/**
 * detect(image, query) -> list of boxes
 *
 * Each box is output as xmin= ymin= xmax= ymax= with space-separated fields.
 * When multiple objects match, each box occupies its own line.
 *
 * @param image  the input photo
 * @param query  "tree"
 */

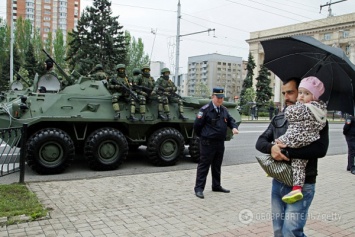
xmin=240 ymin=52 xmax=256 ymax=114
xmin=1 ymin=44 xmax=21 ymax=91
xmin=32 ymin=28 xmax=46 ymax=76
xmin=15 ymin=17 xmax=32 ymax=64
xmin=125 ymin=31 xmax=149 ymax=77
xmin=0 ymin=18 xmax=10 ymax=79
xmin=255 ymin=65 xmax=273 ymax=108
xmin=53 ymin=29 xmax=67 ymax=75
xmin=24 ymin=43 xmax=38 ymax=81
xmin=66 ymin=0 xmax=127 ymax=76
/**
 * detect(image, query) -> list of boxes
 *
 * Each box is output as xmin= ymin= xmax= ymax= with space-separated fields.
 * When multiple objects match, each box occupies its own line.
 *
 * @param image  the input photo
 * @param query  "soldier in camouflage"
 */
xmin=132 ymin=65 xmax=155 ymax=122
xmin=151 ymin=68 xmax=187 ymax=121
xmin=107 ymin=64 xmax=138 ymax=121
xmin=91 ymin=64 xmax=108 ymax=81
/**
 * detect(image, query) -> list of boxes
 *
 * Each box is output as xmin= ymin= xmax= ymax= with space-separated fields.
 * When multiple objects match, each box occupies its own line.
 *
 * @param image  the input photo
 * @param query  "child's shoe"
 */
xmin=282 ymin=189 xmax=303 ymax=204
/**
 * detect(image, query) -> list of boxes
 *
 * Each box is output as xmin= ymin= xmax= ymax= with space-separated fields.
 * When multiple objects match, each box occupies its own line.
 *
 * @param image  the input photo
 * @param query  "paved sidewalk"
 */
xmin=0 ymin=155 xmax=354 ymax=237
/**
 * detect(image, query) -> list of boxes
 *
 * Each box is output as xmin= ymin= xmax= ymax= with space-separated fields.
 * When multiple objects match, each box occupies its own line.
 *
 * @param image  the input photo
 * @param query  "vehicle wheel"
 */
xmin=147 ymin=127 xmax=185 ymax=166
xmin=26 ymin=128 xmax=75 ymax=175
xmin=189 ymin=136 xmax=200 ymax=163
xmin=84 ymin=128 xmax=128 ymax=171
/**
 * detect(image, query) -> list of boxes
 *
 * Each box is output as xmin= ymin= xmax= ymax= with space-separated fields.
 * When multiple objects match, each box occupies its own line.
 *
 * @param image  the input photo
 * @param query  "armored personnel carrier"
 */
xmin=0 ymin=74 xmax=241 ymax=175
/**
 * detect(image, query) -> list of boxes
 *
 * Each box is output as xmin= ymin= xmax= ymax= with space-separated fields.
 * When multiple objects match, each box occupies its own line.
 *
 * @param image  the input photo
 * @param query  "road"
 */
xmin=0 ymin=122 xmax=347 ymax=184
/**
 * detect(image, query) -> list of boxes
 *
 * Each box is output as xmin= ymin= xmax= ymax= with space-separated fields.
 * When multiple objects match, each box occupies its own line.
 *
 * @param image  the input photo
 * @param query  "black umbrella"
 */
xmin=261 ymin=35 xmax=355 ymax=115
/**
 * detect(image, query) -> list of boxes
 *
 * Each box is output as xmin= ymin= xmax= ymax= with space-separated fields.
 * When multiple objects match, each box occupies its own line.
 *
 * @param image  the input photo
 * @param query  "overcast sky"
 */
xmin=1 ymin=0 xmax=355 ymax=74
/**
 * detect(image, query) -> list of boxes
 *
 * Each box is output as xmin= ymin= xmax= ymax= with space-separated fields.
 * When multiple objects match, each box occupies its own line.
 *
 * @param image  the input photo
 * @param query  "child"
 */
xmin=275 ymin=76 xmax=327 ymax=204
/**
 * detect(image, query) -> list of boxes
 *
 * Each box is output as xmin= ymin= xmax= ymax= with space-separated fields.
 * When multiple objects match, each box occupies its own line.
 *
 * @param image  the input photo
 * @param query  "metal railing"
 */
xmin=0 ymin=124 xmax=27 ymax=183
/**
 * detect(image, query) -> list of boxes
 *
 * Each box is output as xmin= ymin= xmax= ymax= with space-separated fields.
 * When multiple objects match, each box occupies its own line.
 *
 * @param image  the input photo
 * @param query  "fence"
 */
xmin=0 ymin=124 xmax=27 ymax=183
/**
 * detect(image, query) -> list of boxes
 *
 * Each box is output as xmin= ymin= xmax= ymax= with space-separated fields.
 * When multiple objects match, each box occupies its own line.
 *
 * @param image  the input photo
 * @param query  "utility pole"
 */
xmin=320 ymin=0 xmax=347 ymax=17
xmin=174 ymin=0 xmax=181 ymax=85
xmin=174 ymin=0 xmax=215 ymax=85
xmin=10 ymin=0 xmax=14 ymax=83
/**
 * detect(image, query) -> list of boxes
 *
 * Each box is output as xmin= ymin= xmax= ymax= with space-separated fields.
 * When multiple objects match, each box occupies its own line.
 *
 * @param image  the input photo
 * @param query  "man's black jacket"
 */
xmin=255 ymin=113 xmax=329 ymax=184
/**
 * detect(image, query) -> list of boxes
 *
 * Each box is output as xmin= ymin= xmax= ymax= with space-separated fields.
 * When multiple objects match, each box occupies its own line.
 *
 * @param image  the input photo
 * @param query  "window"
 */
xmin=324 ymin=33 xmax=332 ymax=40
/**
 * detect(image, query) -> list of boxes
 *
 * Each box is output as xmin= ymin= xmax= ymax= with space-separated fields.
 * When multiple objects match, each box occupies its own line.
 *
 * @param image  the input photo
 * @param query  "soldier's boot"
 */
xmin=158 ymin=112 xmax=167 ymax=121
xmin=129 ymin=114 xmax=139 ymax=122
xmin=114 ymin=112 xmax=120 ymax=120
xmin=166 ymin=113 xmax=171 ymax=121
xmin=164 ymin=104 xmax=170 ymax=120
xmin=140 ymin=114 xmax=145 ymax=122
xmin=179 ymin=113 xmax=188 ymax=121
xmin=113 ymin=103 xmax=120 ymax=120
xmin=139 ymin=105 xmax=146 ymax=122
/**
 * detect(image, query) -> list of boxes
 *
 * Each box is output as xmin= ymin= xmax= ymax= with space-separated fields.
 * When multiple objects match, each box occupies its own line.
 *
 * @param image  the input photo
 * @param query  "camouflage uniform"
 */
xmin=151 ymin=68 xmax=187 ymax=121
xmin=132 ymin=66 xmax=155 ymax=122
xmin=107 ymin=64 xmax=138 ymax=121
xmin=91 ymin=64 xmax=108 ymax=81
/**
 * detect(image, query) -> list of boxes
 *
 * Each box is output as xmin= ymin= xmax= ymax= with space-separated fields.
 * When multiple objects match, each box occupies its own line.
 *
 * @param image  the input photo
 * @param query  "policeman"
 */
xmin=91 ymin=64 xmax=108 ymax=81
xmin=343 ymin=115 xmax=355 ymax=174
xmin=107 ymin=64 xmax=138 ymax=121
xmin=132 ymin=65 xmax=155 ymax=122
xmin=193 ymin=87 xmax=239 ymax=199
xmin=151 ymin=68 xmax=187 ymax=120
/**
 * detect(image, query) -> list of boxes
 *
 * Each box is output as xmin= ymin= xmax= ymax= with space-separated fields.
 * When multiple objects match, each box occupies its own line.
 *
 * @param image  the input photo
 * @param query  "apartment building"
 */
xmin=6 ymin=0 xmax=80 ymax=41
xmin=186 ymin=53 xmax=243 ymax=101
xmin=246 ymin=12 xmax=355 ymax=105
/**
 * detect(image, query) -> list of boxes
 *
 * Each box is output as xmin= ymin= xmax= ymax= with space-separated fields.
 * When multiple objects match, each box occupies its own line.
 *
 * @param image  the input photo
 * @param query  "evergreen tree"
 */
xmin=66 ymin=0 xmax=127 ymax=76
xmin=24 ymin=43 xmax=38 ymax=81
xmin=240 ymin=52 xmax=256 ymax=115
xmin=0 ymin=18 xmax=10 ymax=79
xmin=255 ymin=65 xmax=273 ymax=108
xmin=125 ymin=31 xmax=149 ymax=78
xmin=1 ymin=44 xmax=21 ymax=91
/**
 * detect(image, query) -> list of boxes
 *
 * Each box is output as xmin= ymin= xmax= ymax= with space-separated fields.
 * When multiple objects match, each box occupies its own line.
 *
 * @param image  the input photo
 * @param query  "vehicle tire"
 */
xmin=26 ymin=128 xmax=75 ymax=175
xmin=189 ymin=136 xmax=200 ymax=163
xmin=84 ymin=128 xmax=128 ymax=171
xmin=147 ymin=127 xmax=185 ymax=166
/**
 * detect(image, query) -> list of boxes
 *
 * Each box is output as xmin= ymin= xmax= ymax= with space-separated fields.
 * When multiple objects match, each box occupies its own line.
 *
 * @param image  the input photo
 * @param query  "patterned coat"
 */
xmin=277 ymin=100 xmax=327 ymax=148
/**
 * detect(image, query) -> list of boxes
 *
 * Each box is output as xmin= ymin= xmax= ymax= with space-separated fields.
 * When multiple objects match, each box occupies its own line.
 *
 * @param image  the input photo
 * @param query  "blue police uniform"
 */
xmin=343 ymin=116 xmax=355 ymax=173
xmin=194 ymin=88 xmax=239 ymax=195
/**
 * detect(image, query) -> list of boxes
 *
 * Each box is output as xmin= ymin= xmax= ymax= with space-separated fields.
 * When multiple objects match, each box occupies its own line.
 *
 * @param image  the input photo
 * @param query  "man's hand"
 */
xmin=232 ymin=128 xmax=239 ymax=135
xmin=151 ymin=91 xmax=156 ymax=96
xmin=271 ymin=144 xmax=289 ymax=161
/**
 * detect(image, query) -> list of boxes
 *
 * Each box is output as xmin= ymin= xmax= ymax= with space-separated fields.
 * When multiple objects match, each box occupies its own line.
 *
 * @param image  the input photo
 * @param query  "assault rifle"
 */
xmin=157 ymin=86 xmax=184 ymax=100
xmin=111 ymin=78 xmax=139 ymax=101
xmin=13 ymin=70 xmax=32 ymax=87
xmin=133 ymin=85 xmax=153 ymax=94
xmin=42 ymin=49 xmax=75 ymax=85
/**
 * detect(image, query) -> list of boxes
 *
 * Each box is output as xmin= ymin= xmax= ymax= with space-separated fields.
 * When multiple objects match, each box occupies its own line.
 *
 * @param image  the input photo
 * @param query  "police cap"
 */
xmin=212 ymin=87 xmax=225 ymax=98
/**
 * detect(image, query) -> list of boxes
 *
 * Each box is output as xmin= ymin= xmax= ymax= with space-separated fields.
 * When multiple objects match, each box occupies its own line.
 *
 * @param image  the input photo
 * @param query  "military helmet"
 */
xmin=94 ymin=64 xmax=103 ymax=71
xmin=115 ymin=64 xmax=126 ymax=71
xmin=161 ymin=68 xmax=170 ymax=74
xmin=142 ymin=65 xmax=150 ymax=70
xmin=132 ymin=68 xmax=141 ymax=75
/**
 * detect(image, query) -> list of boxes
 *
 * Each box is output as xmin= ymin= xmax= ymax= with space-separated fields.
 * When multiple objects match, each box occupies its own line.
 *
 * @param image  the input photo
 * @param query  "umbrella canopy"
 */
xmin=261 ymin=35 xmax=355 ymax=115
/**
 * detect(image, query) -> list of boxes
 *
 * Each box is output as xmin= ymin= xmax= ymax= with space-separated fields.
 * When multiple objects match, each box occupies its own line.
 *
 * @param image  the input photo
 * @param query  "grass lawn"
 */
xmin=0 ymin=184 xmax=48 ymax=226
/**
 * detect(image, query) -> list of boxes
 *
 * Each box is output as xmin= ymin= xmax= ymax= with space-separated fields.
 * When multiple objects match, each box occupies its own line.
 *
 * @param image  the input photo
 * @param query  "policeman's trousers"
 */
xmin=194 ymin=139 xmax=225 ymax=192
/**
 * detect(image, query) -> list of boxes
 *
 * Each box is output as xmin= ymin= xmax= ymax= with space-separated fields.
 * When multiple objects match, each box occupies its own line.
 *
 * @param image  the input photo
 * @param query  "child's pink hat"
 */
xmin=299 ymin=76 xmax=325 ymax=100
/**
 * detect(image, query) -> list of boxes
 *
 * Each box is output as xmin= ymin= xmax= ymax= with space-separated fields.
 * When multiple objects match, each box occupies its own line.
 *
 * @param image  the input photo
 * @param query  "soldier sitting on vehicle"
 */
xmin=151 ymin=68 xmax=187 ymax=121
xmin=36 ymin=59 xmax=61 ymax=92
xmin=132 ymin=65 xmax=155 ymax=122
xmin=107 ymin=64 xmax=139 ymax=121
xmin=91 ymin=64 xmax=108 ymax=81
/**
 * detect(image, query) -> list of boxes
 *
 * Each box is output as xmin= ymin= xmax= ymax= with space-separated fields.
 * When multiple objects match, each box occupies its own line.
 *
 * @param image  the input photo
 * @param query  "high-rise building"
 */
xmin=6 ymin=0 xmax=80 ymax=41
xmin=186 ymin=53 xmax=244 ymax=101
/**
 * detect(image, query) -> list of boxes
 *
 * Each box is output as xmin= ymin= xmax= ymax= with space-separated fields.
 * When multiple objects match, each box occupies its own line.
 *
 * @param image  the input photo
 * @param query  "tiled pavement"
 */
xmin=0 ymin=154 xmax=354 ymax=237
